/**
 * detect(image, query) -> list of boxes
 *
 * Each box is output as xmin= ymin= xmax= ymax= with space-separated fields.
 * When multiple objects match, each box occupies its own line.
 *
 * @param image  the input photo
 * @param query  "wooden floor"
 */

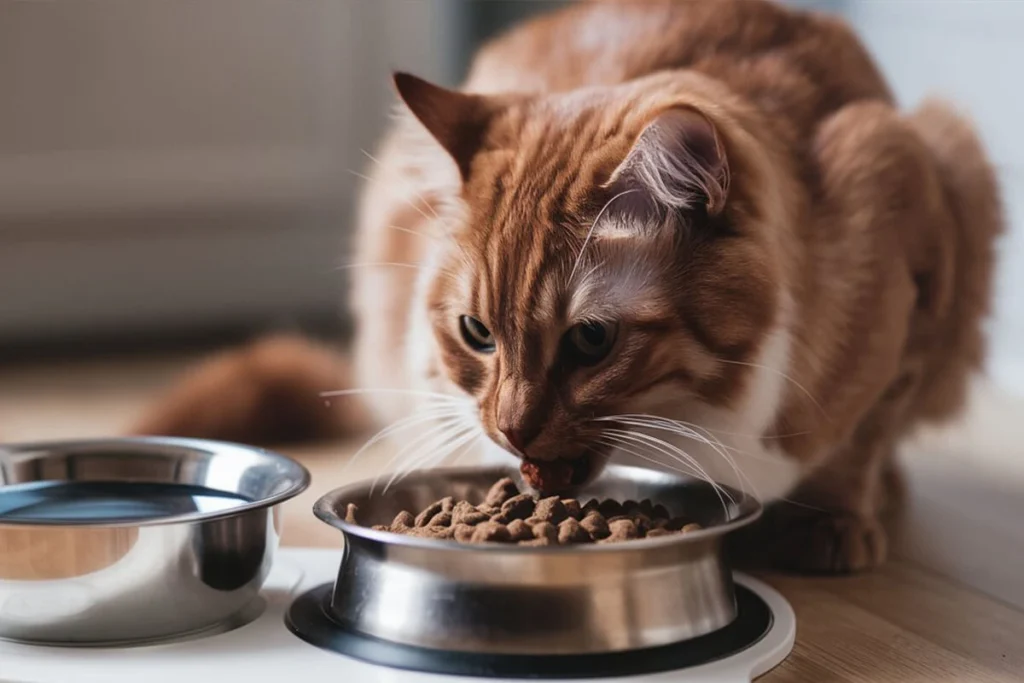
xmin=5 ymin=353 xmax=1024 ymax=682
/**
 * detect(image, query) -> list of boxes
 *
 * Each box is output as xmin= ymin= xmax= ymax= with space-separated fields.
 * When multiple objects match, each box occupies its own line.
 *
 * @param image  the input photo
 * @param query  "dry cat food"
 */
xmin=343 ymin=477 xmax=702 ymax=546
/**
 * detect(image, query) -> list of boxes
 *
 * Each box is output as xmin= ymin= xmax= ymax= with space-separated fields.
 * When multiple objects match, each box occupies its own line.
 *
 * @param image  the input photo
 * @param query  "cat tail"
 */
xmin=906 ymin=98 xmax=1004 ymax=422
xmin=129 ymin=334 xmax=370 ymax=447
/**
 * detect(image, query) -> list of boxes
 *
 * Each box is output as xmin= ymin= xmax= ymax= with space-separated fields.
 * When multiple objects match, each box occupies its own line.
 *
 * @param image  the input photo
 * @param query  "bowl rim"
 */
xmin=0 ymin=436 xmax=311 ymax=528
xmin=313 ymin=463 xmax=762 ymax=554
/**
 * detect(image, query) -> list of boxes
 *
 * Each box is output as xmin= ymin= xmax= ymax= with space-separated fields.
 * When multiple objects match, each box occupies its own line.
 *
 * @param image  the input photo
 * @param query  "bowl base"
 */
xmin=0 ymin=597 xmax=266 ymax=649
xmin=285 ymin=584 xmax=772 ymax=679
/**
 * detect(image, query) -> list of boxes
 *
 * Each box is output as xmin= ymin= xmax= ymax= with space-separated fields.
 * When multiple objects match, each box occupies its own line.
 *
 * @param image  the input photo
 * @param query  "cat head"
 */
xmin=394 ymin=71 xmax=790 ymax=486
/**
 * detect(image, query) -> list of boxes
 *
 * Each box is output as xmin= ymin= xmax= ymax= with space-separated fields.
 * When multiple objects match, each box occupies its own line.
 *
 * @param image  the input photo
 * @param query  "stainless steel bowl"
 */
xmin=313 ymin=464 xmax=761 ymax=655
xmin=0 ymin=437 xmax=309 ymax=645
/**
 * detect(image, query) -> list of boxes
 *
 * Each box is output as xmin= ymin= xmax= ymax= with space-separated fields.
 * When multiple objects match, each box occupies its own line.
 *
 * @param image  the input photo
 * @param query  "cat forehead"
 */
xmin=447 ymin=234 xmax=668 ymax=330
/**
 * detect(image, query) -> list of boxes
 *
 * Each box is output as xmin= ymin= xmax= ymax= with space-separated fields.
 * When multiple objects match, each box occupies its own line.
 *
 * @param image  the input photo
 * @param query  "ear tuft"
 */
xmin=609 ymin=107 xmax=730 ymax=220
xmin=392 ymin=72 xmax=496 ymax=180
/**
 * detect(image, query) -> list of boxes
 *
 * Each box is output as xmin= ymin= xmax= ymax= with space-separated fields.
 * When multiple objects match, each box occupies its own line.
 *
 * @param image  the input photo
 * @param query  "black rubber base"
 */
xmin=285 ymin=584 xmax=773 ymax=679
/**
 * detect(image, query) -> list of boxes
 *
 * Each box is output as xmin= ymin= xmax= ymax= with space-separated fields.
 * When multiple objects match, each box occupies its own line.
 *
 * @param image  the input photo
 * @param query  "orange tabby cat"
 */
xmin=134 ymin=0 xmax=1002 ymax=573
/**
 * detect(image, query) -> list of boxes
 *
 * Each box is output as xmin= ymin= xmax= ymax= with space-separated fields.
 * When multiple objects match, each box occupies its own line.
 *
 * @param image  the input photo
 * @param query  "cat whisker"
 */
xmin=388 ymin=424 xmax=480 ymax=493
xmin=358 ymin=150 xmax=476 ymax=265
xmin=386 ymin=224 xmax=440 ymax=241
xmin=360 ymin=149 xmax=442 ymax=222
xmin=381 ymin=421 xmax=476 ymax=495
xmin=348 ymin=167 xmax=440 ymax=229
xmin=333 ymin=261 xmax=425 ymax=273
xmin=372 ymin=417 xmax=465 ymax=496
xmin=596 ymin=435 xmax=689 ymax=476
xmin=320 ymin=387 xmax=472 ymax=404
xmin=596 ymin=432 xmax=731 ymax=518
xmin=567 ymin=188 xmax=639 ymax=284
xmin=594 ymin=436 xmax=703 ymax=480
xmin=600 ymin=427 xmax=734 ymax=513
xmin=447 ymin=431 xmax=484 ymax=468
xmin=715 ymin=357 xmax=830 ymax=422
xmin=595 ymin=413 xmax=809 ymax=440
xmin=342 ymin=405 xmax=468 ymax=478
xmin=599 ymin=415 xmax=757 ymax=498
xmin=599 ymin=415 xmax=826 ymax=512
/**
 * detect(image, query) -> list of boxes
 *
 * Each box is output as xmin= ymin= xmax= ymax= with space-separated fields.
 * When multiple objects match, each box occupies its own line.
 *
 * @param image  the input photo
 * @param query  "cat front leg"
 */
xmin=749 ymin=368 xmax=919 ymax=574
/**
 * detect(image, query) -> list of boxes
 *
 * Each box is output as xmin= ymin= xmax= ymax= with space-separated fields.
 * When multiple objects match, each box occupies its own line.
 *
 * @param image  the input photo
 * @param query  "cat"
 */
xmin=133 ymin=0 xmax=1002 ymax=573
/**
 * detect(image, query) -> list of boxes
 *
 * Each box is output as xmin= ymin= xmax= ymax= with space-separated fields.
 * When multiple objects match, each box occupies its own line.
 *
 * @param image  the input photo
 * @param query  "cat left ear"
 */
xmin=608 ymin=107 xmax=730 ymax=219
xmin=393 ymin=72 xmax=498 ymax=180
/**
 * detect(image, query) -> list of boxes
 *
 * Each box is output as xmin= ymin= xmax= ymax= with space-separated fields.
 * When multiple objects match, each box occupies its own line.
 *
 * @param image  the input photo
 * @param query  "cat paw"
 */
xmin=775 ymin=511 xmax=888 ymax=574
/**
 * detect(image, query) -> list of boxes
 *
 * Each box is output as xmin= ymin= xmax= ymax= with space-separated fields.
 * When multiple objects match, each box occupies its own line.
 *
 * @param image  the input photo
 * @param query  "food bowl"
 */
xmin=0 ymin=437 xmax=309 ymax=645
xmin=307 ymin=464 xmax=760 ymax=656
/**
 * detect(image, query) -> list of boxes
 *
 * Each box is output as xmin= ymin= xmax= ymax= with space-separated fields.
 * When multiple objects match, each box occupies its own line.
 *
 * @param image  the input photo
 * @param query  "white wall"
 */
xmin=0 ymin=0 xmax=458 ymax=345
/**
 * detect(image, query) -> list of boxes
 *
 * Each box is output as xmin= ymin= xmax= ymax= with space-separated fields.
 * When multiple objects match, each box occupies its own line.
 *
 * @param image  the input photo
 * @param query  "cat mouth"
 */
xmin=519 ymin=456 xmax=593 ymax=494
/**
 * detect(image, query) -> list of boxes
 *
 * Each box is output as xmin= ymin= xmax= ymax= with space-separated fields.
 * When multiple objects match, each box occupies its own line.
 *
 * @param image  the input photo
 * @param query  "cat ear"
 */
xmin=608 ymin=107 xmax=729 ymax=220
xmin=393 ymin=72 xmax=497 ymax=180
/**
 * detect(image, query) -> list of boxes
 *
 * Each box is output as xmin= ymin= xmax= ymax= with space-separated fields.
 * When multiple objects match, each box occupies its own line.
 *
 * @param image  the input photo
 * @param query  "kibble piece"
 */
xmin=581 ymin=498 xmax=601 ymax=515
xmin=490 ymin=512 xmax=512 ymax=525
xmin=631 ymin=514 xmax=652 ymax=535
xmin=558 ymin=518 xmax=590 ymax=545
xmin=452 ymin=501 xmax=489 ymax=526
xmin=500 ymin=493 xmax=536 ymax=521
xmin=646 ymin=528 xmax=671 ymax=538
xmin=580 ymin=511 xmax=610 ymax=540
xmin=439 ymin=497 xmax=455 ymax=514
xmin=607 ymin=518 xmax=639 ymax=541
xmin=371 ymin=524 xmax=389 ymax=531
xmin=652 ymin=504 xmax=670 ymax=520
xmin=408 ymin=526 xmax=451 ymax=539
xmin=391 ymin=510 xmax=415 ymax=529
xmin=665 ymin=517 xmax=692 ymax=531
xmin=484 ymin=477 xmax=520 ymax=507
xmin=344 ymin=503 xmax=360 ymax=524
xmin=471 ymin=521 xmax=512 ymax=543
xmin=534 ymin=496 xmax=569 ymax=525
xmin=476 ymin=504 xmax=500 ymax=517
xmin=414 ymin=500 xmax=444 ymax=527
xmin=532 ymin=521 xmax=558 ymax=543
xmin=621 ymin=500 xmax=642 ymax=515
xmin=428 ymin=511 xmax=453 ymax=527
xmin=680 ymin=523 xmax=703 ymax=534
xmin=453 ymin=524 xmax=477 ymax=543
xmin=598 ymin=499 xmax=623 ymax=518
xmin=506 ymin=519 xmax=533 ymax=542
xmin=521 ymin=537 xmax=554 ymax=547
xmin=638 ymin=499 xmax=656 ymax=517
xmin=561 ymin=499 xmax=582 ymax=520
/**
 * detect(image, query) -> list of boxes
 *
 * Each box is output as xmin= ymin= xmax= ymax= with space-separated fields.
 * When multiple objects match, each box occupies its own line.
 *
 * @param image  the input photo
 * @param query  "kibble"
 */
xmin=345 ymin=503 xmax=360 ymax=524
xmin=343 ymin=479 xmax=701 ymax=545
xmin=500 ymin=493 xmax=536 ymax=521
xmin=392 ymin=510 xmax=415 ymax=529
xmin=558 ymin=517 xmax=590 ymax=544
xmin=484 ymin=477 xmax=521 ymax=507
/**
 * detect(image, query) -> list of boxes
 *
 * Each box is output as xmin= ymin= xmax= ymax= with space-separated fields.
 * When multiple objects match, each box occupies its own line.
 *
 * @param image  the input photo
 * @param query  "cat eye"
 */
xmin=459 ymin=315 xmax=495 ymax=352
xmin=564 ymin=321 xmax=618 ymax=366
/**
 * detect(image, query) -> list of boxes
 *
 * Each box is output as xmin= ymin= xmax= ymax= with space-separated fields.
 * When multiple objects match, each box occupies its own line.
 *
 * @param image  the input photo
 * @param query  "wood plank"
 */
xmin=759 ymin=576 xmax=1016 ymax=683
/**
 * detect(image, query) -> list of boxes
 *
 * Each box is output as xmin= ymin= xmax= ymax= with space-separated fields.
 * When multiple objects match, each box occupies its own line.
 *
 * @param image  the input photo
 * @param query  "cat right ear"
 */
xmin=607 ymin=106 xmax=730 ymax=222
xmin=393 ymin=72 xmax=497 ymax=180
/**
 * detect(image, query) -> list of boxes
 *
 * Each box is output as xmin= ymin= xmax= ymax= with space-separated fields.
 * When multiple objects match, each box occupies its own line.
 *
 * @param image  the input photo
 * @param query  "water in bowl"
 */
xmin=0 ymin=481 xmax=252 ymax=523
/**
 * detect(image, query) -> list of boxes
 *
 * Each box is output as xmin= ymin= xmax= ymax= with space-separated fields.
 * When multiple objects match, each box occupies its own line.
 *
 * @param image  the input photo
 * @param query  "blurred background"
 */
xmin=1 ymin=0 xmax=1022 ymax=395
